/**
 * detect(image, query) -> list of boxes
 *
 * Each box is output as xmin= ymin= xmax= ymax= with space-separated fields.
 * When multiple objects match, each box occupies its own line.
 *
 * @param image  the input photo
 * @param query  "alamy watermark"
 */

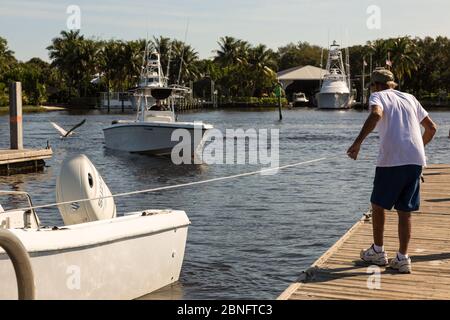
xmin=171 ymin=124 xmax=280 ymax=175
xmin=66 ymin=5 xmax=81 ymax=30
xmin=366 ymin=5 xmax=381 ymax=30
xmin=66 ymin=265 xmax=81 ymax=290
xmin=366 ymin=265 xmax=381 ymax=290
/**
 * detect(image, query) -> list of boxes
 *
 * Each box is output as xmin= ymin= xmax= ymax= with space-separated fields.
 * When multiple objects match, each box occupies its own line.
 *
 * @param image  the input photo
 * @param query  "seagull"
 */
xmin=50 ymin=119 xmax=86 ymax=139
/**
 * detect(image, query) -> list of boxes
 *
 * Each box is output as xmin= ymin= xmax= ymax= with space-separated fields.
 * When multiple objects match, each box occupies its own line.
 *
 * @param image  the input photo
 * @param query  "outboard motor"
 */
xmin=56 ymin=154 xmax=116 ymax=226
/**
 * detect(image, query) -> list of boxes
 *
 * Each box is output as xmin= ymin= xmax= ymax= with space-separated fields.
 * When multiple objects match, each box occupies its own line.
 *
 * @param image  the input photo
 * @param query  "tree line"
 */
xmin=1 ymin=31 xmax=449 ymax=107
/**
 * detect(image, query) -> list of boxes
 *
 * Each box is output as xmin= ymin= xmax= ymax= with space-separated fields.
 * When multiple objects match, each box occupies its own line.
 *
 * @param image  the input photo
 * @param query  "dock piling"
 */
xmin=1 ymin=81 xmax=53 ymax=175
xmin=9 ymin=82 xmax=23 ymax=150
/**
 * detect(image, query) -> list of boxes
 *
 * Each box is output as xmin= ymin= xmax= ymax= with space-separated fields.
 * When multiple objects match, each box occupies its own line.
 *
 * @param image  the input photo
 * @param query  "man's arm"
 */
xmin=347 ymin=105 xmax=383 ymax=160
xmin=421 ymin=116 xmax=437 ymax=146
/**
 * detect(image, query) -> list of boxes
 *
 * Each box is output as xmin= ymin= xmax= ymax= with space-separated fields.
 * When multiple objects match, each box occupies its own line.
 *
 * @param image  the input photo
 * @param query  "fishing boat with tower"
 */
xmin=103 ymin=43 xmax=212 ymax=155
xmin=316 ymin=41 xmax=354 ymax=109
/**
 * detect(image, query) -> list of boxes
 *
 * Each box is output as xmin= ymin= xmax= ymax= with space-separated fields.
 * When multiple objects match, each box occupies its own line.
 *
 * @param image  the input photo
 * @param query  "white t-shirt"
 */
xmin=368 ymin=89 xmax=428 ymax=167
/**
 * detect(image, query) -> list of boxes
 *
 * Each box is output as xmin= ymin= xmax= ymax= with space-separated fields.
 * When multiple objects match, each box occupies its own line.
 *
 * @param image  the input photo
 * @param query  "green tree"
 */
xmin=389 ymin=37 xmax=419 ymax=89
xmin=47 ymin=30 xmax=85 ymax=98
xmin=47 ymin=30 xmax=101 ymax=99
xmin=276 ymin=42 xmax=324 ymax=71
xmin=214 ymin=36 xmax=248 ymax=67
xmin=0 ymin=37 xmax=17 ymax=106
xmin=245 ymin=44 xmax=277 ymax=96
xmin=170 ymin=40 xmax=199 ymax=85
xmin=0 ymin=36 xmax=16 ymax=75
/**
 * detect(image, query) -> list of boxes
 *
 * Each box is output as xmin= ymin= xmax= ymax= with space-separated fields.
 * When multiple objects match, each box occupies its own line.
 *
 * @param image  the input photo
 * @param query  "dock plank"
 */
xmin=0 ymin=148 xmax=53 ymax=175
xmin=278 ymin=165 xmax=450 ymax=300
xmin=0 ymin=149 xmax=53 ymax=165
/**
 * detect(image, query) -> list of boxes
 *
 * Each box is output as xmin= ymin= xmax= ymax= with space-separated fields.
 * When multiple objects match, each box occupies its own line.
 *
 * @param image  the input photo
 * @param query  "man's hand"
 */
xmin=346 ymin=105 xmax=382 ymax=161
xmin=347 ymin=143 xmax=361 ymax=160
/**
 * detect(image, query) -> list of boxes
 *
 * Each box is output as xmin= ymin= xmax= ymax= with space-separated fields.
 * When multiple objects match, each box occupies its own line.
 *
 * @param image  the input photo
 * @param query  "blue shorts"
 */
xmin=370 ymin=165 xmax=422 ymax=212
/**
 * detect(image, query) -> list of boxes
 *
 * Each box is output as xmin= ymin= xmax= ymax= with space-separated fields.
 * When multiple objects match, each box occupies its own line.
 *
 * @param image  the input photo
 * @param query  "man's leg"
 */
xmin=397 ymin=211 xmax=411 ymax=255
xmin=372 ymin=203 xmax=386 ymax=247
xmin=360 ymin=202 xmax=388 ymax=265
xmin=389 ymin=210 xmax=412 ymax=273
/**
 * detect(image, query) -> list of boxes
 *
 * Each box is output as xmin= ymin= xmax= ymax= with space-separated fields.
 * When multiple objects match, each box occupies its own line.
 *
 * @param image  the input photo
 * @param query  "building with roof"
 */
xmin=277 ymin=65 xmax=328 ymax=105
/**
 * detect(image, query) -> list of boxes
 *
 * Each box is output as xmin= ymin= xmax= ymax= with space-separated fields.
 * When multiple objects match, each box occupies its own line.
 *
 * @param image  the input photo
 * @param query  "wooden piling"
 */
xmin=9 ymin=82 xmax=23 ymax=150
xmin=1 ymin=81 xmax=53 ymax=175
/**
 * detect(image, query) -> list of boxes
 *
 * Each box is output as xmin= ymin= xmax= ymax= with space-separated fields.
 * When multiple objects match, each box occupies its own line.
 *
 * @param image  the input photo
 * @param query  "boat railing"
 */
xmin=0 ymin=229 xmax=35 ymax=300
xmin=0 ymin=191 xmax=40 ymax=229
xmin=323 ymin=74 xmax=347 ymax=81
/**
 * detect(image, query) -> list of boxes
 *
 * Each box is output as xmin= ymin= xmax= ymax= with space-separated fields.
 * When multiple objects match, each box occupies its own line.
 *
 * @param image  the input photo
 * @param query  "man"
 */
xmin=347 ymin=68 xmax=437 ymax=273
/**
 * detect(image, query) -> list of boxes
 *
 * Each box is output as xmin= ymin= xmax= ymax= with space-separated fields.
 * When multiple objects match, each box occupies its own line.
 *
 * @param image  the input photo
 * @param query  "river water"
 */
xmin=0 ymin=108 xmax=449 ymax=299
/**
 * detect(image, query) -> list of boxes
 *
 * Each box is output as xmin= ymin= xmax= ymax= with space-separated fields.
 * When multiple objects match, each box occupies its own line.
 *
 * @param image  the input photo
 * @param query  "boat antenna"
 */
xmin=320 ymin=48 xmax=324 ymax=69
xmin=177 ymin=18 xmax=190 ymax=85
xmin=166 ymin=41 xmax=172 ymax=85
xmin=344 ymin=28 xmax=351 ymax=88
xmin=319 ymin=47 xmax=324 ymax=87
xmin=327 ymin=28 xmax=330 ymax=51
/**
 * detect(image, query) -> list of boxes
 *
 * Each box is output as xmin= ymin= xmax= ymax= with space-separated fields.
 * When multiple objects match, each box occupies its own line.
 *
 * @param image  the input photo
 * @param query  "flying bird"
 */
xmin=50 ymin=119 xmax=86 ymax=138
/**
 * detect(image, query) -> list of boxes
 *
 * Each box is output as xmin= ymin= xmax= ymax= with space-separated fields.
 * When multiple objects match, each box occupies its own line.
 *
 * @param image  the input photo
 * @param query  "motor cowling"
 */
xmin=56 ymin=154 xmax=116 ymax=225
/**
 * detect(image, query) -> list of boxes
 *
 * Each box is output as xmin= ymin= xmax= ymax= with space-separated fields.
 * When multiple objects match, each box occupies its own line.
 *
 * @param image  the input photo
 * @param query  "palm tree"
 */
xmin=368 ymin=39 xmax=390 ymax=68
xmin=123 ymin=40 xmax=145 ymax=88
xmin=98 ymin=40 xmax=123 ymax=110
xmin=246 ymin=44 xmax=277 ymax=96
xmin=47 ymin=30 xmax=85 ymax=97
xmin=389 ymin=37 xmax=419 ymax=88
xmin=214 ymin=37 xmax=251 ymax=97
xmin=170 ymin=40 xmax=199 ymax=85
xmin=79 ymin=39 xmax=101 ymax=96
xmin=214 ymin=36 xmax=249 ymax=66
xmin=0 ymin=36 xmax=16 ymax=75
xmin=194 ymin=59 xmax=222 ymax=81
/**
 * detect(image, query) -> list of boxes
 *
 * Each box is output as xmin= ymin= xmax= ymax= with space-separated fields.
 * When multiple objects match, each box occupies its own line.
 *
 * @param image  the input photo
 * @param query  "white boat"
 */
xmin=103 ymin=97 xmax=212 ymax=155
xmin=292 ymin=92 xmax=309 ymax=107
xmin=0 ymin=154 xmax=190 ymax=299
xmin=316 ymin=41 xmax=353 ymax=109
xmin=103 ymin=47 xmax=212 ymax=155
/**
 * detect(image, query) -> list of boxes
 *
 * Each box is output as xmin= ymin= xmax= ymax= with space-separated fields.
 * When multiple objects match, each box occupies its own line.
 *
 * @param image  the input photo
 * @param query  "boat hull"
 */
xmin=316 ymin=92 xmax=353 ymax=109
xmin=103 ymin=122 xmax=210 ymax=155
xmin=0 ymin=211 xmax=189 ymax=299
xmin=293 ymin=100 xmax=310 ymax=108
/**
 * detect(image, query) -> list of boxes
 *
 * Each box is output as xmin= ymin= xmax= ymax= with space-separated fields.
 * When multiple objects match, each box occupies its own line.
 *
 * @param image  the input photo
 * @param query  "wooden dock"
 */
xmin=278 ymin=164 xmax=450 ymax=300
xmin=0 ymin=149 xmax=53 ymax=175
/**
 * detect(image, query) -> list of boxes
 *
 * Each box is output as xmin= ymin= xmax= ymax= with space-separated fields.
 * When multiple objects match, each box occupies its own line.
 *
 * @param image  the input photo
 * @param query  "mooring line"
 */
xmin=2 ymin=156 xmax=339 ymax=214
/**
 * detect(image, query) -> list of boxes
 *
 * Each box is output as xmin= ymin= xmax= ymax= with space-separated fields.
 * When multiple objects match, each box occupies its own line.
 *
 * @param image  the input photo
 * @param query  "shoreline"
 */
xmin=0 ymin=105 xmax=67 ymax=115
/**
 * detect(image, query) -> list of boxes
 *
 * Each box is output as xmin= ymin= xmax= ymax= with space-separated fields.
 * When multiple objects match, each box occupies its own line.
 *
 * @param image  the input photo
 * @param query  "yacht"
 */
xmin=316 ymin=41 xmax=353 ymax=109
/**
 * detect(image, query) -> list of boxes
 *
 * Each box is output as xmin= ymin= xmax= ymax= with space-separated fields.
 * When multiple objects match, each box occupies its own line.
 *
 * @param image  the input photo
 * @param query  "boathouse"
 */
xmin=277 ymin=65 xmax=328 ymax=105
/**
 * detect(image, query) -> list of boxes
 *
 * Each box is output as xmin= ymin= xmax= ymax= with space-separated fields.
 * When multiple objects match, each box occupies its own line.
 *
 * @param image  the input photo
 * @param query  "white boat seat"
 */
xmin=144 ymin=115 xmax=174 ymax=123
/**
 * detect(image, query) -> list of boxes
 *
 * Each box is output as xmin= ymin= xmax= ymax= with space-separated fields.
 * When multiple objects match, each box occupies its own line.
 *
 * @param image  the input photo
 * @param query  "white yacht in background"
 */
xmin=103 ymin=45 xmax=212 ymax=155
xmin=0 ymin=154 xmax=189 ymax=299
xmin=316 ymin=41 xmax=353 ymax=109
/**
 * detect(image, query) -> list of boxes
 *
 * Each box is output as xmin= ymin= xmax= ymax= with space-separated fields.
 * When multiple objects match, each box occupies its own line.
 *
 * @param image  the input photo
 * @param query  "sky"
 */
xmin=1 ymin=0 xmax=449 ymax=62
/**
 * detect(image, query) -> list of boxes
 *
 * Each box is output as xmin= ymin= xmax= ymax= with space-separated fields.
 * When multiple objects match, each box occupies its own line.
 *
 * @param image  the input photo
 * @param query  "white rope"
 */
xmin=2 ymin=156 xmax=337 ymax=214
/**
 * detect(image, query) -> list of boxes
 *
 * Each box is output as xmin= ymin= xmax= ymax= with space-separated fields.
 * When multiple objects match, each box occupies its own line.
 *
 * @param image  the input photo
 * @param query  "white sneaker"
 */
xmin=389 ymin=255 xmax=412 ymax=274
xmin=360 ymin=244 xmax=388 ymax=266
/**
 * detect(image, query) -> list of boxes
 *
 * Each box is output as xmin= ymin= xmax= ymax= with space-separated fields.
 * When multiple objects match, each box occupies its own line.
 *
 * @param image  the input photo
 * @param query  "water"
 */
xmin=1 ymin=108 xmax=449 ymax=299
